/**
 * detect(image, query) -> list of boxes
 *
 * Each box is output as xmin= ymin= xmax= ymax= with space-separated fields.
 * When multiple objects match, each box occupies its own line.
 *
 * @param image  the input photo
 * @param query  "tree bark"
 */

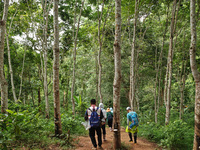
xmin=18 ymin=48 xmax=26 ymax=101
xmin=165 ymin=0 xmax=177 ymax=125
xmin=96 ymin=55 xmax=99 ymax=102
xmin=42 ymin=0 xmax=52 ymax=119
xmin=190 ymin=0 xmax=200 ymax=149
xmin=156 ymin=6 xmax=169 ymax=122
xmin=53 ymin=0 xmax=62 ymax=135
xmin=154 ymin=46 xmax=158 ymax=123
xmin=113 ymin=0 xmax=121 ymax=149
xmin=6 ymin=32 xmax=17 ymax=103
xmin=71 ymin=0 xmax=85 ymax=115
xmin=97 ymin=0 xmax=105 ymax=103
xmin=38 ymin=87 xmax=41 ymax=112
xmin=6 ymin=9 xmax=18 ymax=103
xmin=0 ymin=0 xmax=9 ymax=114
xmin=130 ymin=0 xmax=139 ymax=110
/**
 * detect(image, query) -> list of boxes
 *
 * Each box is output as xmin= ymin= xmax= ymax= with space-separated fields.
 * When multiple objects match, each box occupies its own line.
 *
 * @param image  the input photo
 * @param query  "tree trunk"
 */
xmin=190 ymin=0 xmax=200 ymax=149
xmin=156 ymin=6 xmax=169 ymax=122
xmin=165 ymin=0 xmax=177 ymax=125
xmin=71 ymin=0 xmax=85 ymax=115
xmin=53 ymin=0 xmax=62 ymax=135
xmin=0 ymin=0 xmax=9 ymax=114
xmin=18 ymin=49 xmax=26 ymax=101
xmin=130 ymin=0 xmax=139 ymax=110
xmin=28 ymin=72 xmax=34 ymax=106
xmin=97 ymin=0 xmax=105 ymax=103
xmin=154 ymin=46 xmax=158 ymax=123
xmin=38 ymin=87 xmax=41 ymax=112
xmin=179 ymin=60 xmax=186 ymax=120
xmin=6 ymin=9 xmax=18 ymax=103
xmin=96 ymin=55 xmax=99 ymax=102
xmin=6 ymin=32 xmax=17 ymax=103
xmin=42 ymin=0 xmax=52 ymax=119
xmin=113 ymin=0 xmax=121 ymax=149
xmin=179 ymin=33 xmax=186 ymax=120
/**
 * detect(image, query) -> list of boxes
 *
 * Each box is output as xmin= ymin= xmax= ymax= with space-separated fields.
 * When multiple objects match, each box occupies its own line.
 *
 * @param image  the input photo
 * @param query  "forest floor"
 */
xmin=72 ymin=127 xmax=162 ymax=150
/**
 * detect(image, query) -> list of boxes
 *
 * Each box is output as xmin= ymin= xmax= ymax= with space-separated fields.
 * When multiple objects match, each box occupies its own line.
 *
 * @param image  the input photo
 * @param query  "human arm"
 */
xmin=103 ymin=110 xmax=107 ymax=120
xmin=127 ymin=114 xmax=131 ymax=129
xmin=100 ymin=109 xmax=103 ymax=120
xmin=84 ymin=110 xmax=88 ymax=121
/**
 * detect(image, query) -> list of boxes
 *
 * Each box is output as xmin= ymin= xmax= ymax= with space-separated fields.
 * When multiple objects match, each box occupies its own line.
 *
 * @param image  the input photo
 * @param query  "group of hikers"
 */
xmin=84 ymin=99 xmax=139 ymax=150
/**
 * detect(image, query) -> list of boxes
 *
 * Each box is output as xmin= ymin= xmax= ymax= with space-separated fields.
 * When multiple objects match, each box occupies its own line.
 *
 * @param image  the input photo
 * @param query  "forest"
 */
xmin=0 ymin=0 xmax=200 ymax=149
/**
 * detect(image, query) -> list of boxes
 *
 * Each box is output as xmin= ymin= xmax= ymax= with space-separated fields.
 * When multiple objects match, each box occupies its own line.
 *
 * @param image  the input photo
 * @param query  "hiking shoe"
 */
xmin=129 ymin=140 xmax=133 ymax=142
xmin=98 ymin=146 xmax=104 ymax=149
xmin=92 ymin=147 xmax=97 ymax=150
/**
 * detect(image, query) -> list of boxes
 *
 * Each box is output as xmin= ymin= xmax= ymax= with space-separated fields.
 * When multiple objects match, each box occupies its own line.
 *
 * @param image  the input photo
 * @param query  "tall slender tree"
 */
xmin=165 ymin=0 xmax=178 ymax=125
xmin=71 ymin=0 xmax=85 ymax=115
xmin=42 ymin=0 xmax=53 ymax=119
xmin=113 ymin=0 xmax=121 ymax=149
xmin=130 ymin=0 xmax=139 ymax=110
xmin=53 ymin=0 xmax=62 ymax=135
xmin=97 ymin=0 xmax=105 ymax=103
xmin=0 ymin=0 xmax=9 ymax=113
xmin=155 ymin=6 xmax=169 ymax=123
xmin=190 ymin=0 xmax=200 ymax=149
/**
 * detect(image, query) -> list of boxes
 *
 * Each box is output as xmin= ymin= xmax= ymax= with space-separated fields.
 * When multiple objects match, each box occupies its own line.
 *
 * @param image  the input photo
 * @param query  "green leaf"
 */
xmin=6 ymin=110 xmax=14 ymax=114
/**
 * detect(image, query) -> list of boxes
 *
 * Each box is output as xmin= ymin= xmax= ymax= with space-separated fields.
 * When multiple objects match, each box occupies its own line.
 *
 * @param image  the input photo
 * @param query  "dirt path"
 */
xmin=74 ymin=127 xmax=161 ymax=150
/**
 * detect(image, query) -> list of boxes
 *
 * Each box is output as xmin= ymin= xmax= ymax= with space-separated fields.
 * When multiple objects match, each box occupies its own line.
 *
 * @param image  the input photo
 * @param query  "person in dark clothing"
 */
xmin=106 ymin=108 xmax=113 ymax=131
xmin=85 ymin=99 xmax=104 ymax=150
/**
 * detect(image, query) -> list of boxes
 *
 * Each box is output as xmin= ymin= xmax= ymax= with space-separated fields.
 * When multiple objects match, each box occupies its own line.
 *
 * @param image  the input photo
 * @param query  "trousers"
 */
xmin=89 ymin=126 xmax=102 ymax=148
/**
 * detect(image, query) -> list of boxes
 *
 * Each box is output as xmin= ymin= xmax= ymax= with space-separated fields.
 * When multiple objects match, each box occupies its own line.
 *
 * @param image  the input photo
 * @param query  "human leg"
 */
xmin=134 ymin=132 xmax=137 ymax=143
xmin=108 ymin=120 xmax=112 ymax=131
xmin=128 ymin=132 xmax=133 ymax=142
xmin=89 ymin=127 xmax=97 ymax=148
xmin=102 ymin=124 xmax=106 ymax=141
xmin=96 ymin=126 xmax=102 ymax=147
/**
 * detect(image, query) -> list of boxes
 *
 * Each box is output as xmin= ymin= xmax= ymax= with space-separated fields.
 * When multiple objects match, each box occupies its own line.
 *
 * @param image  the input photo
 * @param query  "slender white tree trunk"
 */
xmin=42 ymin=0 xmax=52 ymax=119
xmin=97 ymin=0 xmax=105 ymax=103
xmin=130 ymin=0 xmax=139 ymax=110
xmin=6 ymin=9 xmax=18 ymax=103
xmin=154 ymin=46 xmax=158 ymax=123
xmin=0 ymin=0 xmax=9 ymax=113
xmin=18 ymin=48 xmax=26 ymax=101
xmin=113 ymin=0 xmax=121 ymax=149
xmin=71 ymin=0 xmax=85 ymax=115
xmin=190 ymin=0 xmax=200 ymax=149
xmin=53 ymin=0 xmax=62 ymax=135
xmin=6 ymin=32 xmax=17 ymax=102
xmin=165 ymin=0 xmax=177 ymax=125
xmin=95 ymin=55 xmax=99 ymax=102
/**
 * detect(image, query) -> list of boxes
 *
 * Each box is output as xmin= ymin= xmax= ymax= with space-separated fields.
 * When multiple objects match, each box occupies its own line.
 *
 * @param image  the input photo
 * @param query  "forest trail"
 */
xmin=74 ymin=127 xmax=161 ymax=150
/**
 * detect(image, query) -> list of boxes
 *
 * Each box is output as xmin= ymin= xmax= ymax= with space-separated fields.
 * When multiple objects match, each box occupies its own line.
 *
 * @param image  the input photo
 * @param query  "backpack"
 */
xmin=129 ymin=112 xmax=139 ymax=128
xmin=88 ymin=107 xmax=100 ymax=127
xmin=107 ymin=112 xmax=113 ymax=121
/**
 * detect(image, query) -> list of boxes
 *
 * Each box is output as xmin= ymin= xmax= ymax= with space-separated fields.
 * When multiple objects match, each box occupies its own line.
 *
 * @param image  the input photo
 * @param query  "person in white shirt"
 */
xmin=99 ymin=103 xmax=107 ymax=141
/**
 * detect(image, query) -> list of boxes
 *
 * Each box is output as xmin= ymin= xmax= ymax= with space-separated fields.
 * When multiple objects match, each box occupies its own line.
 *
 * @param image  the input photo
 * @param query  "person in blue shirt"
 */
xmin=84 ymin=99 xmax=104 ymax=150
xmin=125 ymin=107 xmax=139 ymax=144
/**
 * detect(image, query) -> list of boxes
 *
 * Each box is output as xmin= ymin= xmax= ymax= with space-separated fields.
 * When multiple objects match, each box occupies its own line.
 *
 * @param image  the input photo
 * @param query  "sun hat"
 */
xmin=126 ymin=107 xmax=131 ymax=110
xmin=107 ymin=108 xmax=111 ymax=112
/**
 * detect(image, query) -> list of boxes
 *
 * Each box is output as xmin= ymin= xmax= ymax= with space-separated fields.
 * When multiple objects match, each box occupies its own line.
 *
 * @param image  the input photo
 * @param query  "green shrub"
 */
xmin=160 ymin=120 xmax=193 ymax=150
xmin=139 ymin=120 xmax=193 ymax=150
xmin=61 ymin=113 xmax=87 ymax=136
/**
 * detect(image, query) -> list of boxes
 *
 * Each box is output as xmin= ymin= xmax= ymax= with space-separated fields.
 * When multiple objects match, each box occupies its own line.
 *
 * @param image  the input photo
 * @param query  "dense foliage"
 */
xmin=0 ymin=0 xmax=199 ymax=149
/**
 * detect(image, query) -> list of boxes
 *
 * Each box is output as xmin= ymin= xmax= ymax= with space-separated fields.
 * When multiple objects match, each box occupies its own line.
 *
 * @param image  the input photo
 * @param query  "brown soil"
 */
xmin=74 ymin=127 xmax=161 ymax=150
